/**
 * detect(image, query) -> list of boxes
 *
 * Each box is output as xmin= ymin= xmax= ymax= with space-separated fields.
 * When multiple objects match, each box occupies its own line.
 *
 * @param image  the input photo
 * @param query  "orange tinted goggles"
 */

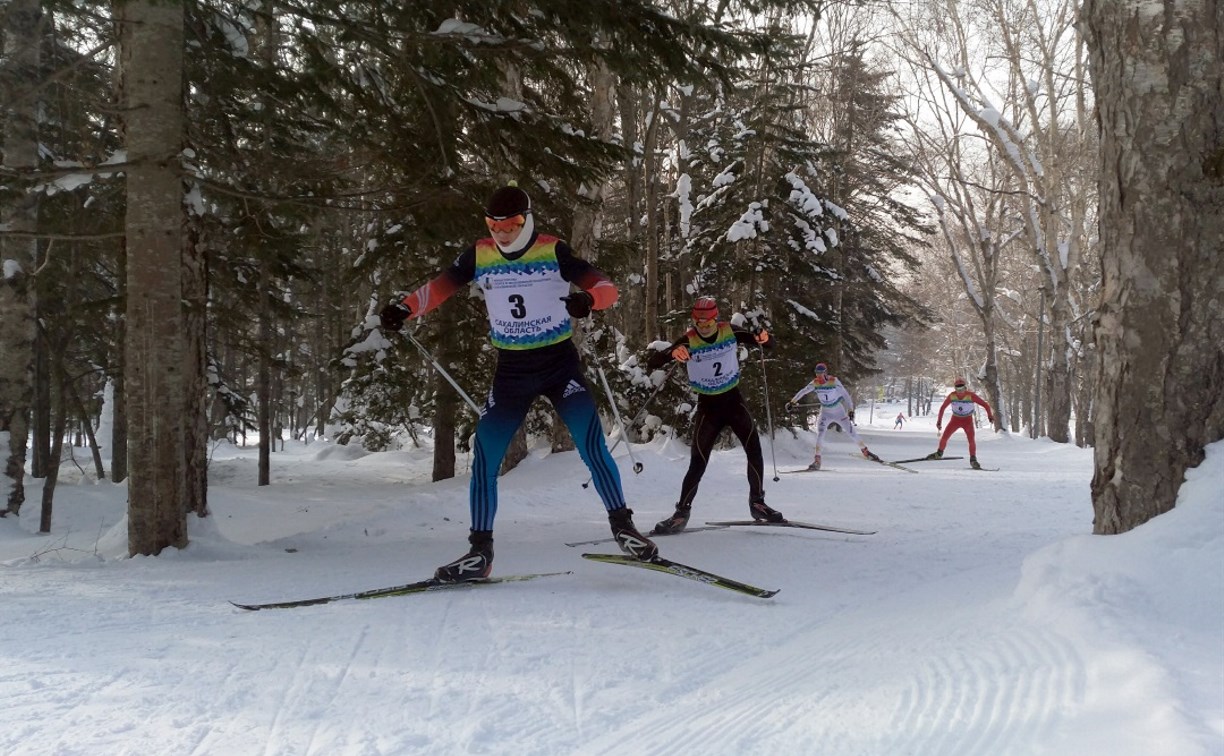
xmin=693 ymin=316 xmax=717 ymax=327
xmin=485 ymin=213 xmax=527 ymax=234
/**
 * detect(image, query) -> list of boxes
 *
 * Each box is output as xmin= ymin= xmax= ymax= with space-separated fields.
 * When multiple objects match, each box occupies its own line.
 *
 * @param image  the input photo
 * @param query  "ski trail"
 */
xmin=301 ymin=624 xmax=369 ymax=755
xmin=883 ymin=623 xmax=1084 ymax=755
xmin=259 ymin=637 xmax=312 ymax=756
xmin=573 ymin=600 xmax=1087 ymax=755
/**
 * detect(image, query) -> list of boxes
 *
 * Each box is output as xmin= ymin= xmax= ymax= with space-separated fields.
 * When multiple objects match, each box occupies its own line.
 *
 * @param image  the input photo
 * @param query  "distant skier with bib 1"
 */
xmin=645 ymin=296 xmax=782 ymax=534
xmin=378 ymin=183 xmax=657 ymax=582
xmin=926 ymin=377 xmax=994 ymax=469
xmin=785 ymin=363 xmax=880 ymax=470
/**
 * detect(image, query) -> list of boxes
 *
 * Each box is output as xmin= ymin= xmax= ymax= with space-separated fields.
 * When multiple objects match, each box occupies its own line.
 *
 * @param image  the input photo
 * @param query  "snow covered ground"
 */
xmin=1 ymin=405 xmax=1220 ymax=755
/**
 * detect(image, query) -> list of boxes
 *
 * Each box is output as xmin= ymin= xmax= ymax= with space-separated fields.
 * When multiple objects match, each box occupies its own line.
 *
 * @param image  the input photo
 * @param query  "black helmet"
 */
xmin=485 ymin=184 xmax=531 ymax=220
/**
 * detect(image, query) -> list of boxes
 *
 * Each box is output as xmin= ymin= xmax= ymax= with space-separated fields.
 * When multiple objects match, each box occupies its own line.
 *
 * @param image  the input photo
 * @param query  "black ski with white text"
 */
xmin=230 ymin=571 xmax=571 ymax=610
xmin=705 ymin=520 xmax=877 ymax=535
xmin=890 ymin=455 xmax=965 ymax=464
xmin=850 ymin=453 xmax=918 ymax=473
xmin=565 ymin=525 xmax=728 ymax=547
xmin=582 ymin=553 xmax=778 ymax=598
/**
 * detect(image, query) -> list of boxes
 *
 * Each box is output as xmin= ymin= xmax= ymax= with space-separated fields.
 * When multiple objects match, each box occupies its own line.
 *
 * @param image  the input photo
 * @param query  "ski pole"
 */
xmin=400 ymin=328 xmax=482 ymax=415
xmin=592 ymin=357 xmax=644 ymax=475
xmin=758 ymin=345 xmax=779 ymax=481
xmin=581 ymin=361 xmax=678 ymax=489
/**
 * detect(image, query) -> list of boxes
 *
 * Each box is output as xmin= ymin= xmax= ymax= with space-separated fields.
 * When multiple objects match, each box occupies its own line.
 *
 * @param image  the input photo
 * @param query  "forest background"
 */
xmin=1 ymin=0 xmax=1219 ymax=553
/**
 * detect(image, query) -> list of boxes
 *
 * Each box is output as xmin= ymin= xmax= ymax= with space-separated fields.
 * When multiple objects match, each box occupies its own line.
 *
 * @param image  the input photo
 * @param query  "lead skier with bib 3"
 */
xmin=644 ymin=296 xmax=782 ymax=534
xmin=378 ymin=184 xmax=657 ymax=581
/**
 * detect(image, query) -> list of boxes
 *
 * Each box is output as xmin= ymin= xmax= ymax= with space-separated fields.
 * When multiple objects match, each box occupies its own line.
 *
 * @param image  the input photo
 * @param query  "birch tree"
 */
xmin=891 ymin=0 xmax=1095 ymax=441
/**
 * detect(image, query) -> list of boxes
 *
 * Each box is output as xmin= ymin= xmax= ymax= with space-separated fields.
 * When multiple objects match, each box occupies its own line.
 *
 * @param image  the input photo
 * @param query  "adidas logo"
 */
xmin=562 ymin=379 xmax=585 ymax=399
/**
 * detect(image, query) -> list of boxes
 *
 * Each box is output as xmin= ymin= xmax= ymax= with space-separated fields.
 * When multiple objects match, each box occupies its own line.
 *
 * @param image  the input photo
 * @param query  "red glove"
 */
xmin=754 ymin=330 xmax=770 ymax=345
xmin=671 ymin=345 xmax=690 ymax=362
xmin=936 ymin=422 xmax=942 ymax=431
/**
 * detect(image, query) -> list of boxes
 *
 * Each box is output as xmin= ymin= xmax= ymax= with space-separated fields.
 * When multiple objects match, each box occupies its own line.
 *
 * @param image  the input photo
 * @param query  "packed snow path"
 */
xmin=2 ymin=409 xmax=1220 ymax=755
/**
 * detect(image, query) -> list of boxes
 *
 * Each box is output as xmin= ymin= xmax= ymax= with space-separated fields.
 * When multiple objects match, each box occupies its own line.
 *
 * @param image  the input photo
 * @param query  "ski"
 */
xmin=890 ymin=456 xmax=965 ymax=464
xmin=565 ymin=525 xmax=727 ymax=548
xmin=969 ymin=467 xmax=1001 ymax=472
xmin=705 ymin=519 xmax=877 ymax=536
xmin=851 ymin=453 xmax=918 ymax=473
xmin=779 ymin=467 xmax=829 ymax=474
xmin=230 ymin=571 xmax=571 ymax=610
xmin=582 ymin=553 xmax=778 ymax=599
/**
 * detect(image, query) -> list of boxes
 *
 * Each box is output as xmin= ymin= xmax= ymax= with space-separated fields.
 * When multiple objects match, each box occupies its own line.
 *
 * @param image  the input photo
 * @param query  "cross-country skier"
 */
xmin=785 ymin=363 xmax=879 ymax=470
xmin=379 ymin=183 xmax=657 ymax=581
xmin=644 ymin=296 xmax=782 ymax=534
xmin=926 ymin=377 xmax=994 ymax=469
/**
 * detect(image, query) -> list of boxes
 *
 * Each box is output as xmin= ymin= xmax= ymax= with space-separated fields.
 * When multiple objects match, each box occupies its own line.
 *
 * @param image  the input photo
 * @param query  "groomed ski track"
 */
xmin=1 ymin=419 xmax=1214 ymax=755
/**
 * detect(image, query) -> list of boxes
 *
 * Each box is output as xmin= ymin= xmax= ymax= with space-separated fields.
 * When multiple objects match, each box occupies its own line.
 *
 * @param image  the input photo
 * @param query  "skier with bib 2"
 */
xmin=645 ymin=296 xmax=782 ymax=534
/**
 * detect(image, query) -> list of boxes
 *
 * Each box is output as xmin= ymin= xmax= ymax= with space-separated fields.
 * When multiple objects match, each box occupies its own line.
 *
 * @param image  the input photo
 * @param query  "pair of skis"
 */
xmin=229 ymin=571 xmax=573 ymax=610
xmin=231 ymin=556 xmax=774 ymax=609
xmin=563 ymin=518 xmax=876 ymax=546
xmin=784 ymin=455 xmax=992 ymax=473
xmin=580 ymin=518 xmax=874 ymax=598
xmin=232 ymin=518 xmax=877 ymax=609
xmin=889 ymin=455 xmax=999 ymax=471
xmin=779 ymin=454 xmax=923 ymax=474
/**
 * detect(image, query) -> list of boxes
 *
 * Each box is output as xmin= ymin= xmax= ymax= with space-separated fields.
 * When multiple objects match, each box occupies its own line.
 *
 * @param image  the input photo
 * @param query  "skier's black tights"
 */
xmin=677 ymin=388 xmax=765 ymax=509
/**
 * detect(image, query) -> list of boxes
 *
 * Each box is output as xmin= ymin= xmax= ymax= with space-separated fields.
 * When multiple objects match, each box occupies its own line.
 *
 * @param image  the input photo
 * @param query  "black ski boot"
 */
xmin=749 ymin=498 xmax=786 ymax=523
xmin=970 ymin=456 xmax=982 ymax=470
xmin=861 ymin=447 xmax=881 ymax=462
xmin=434 ymin=530 xmax=493 ymax=582
xmin=608 ymin=508 xmax=659 ymax=560
xmin=924 ymin=449 xmax=944 ymax=461
xmin=652 ymin=504 xmax=691 ymax=535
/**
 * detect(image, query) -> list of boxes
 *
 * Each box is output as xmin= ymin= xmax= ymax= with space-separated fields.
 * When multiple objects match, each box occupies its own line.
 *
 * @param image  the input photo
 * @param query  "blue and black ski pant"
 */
xmin=469 ymin=341 xmax=625 ymax=532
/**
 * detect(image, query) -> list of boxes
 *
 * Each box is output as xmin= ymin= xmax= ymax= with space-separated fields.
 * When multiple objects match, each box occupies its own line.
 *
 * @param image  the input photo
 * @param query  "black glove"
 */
xmin=561 ymin=291 xmax=594 ymax=318
xmin=379 ymin=301 xmax=412 ymax=331
xmin=848 ymin=410 xmax=855 ymax=422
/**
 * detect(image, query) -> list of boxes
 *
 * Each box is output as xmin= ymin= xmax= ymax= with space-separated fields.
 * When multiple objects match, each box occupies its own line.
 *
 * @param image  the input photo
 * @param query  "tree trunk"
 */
xmin=68 ymin=382 xmax=106 ymax=480
xmin=1085 ymin=0 xmax=1224 ymax=534
xmin=111 ymin=255 xmax=129 ymax=484
xmin=183 ymin=220 xmax=208 ymax=515
xmin=572 ymin=59 xmax=616 ymax=260
xmin=431 ymin=305 xmax=461 ymax=481
xmin=1044 ymin=295 xmax=1073 ymax=442
xmin=0 ymin=0 xmax=43 ymax=516
xmin=431 ymin=381 xmax=458 ymax=482
xmin=641 ymin=92 xmax=664 ymax=343
xmin=119 ymin=0 xmax=188 ymax=555
xmin=31 ymin=323 xmax=50 ymax=477
xmin=257 ymin=257 xmax=272 ymax=485
xmin=501 ymin=425 xmax=529 ymax=474
xmin=39 ymin=358 xmax=68 ymax=533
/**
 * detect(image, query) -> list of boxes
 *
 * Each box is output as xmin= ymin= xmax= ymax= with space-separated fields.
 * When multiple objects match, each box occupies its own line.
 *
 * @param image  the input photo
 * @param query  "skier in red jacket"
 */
xmin=925 ymin=378 xmax=994 ymax=469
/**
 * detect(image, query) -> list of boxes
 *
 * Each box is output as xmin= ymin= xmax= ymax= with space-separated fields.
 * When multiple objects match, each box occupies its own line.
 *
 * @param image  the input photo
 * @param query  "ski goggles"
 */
xmin=693 ymin=315 xmax=717 ymax=327
xmin=484 ymin=213 xmax=527 ymax=234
